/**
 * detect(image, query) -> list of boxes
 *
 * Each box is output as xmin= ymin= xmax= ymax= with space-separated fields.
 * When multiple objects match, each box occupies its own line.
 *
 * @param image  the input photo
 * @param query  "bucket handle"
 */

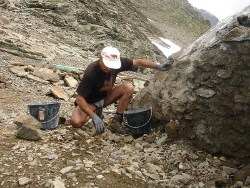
xmin=27 ymin=109 xmax=60 ymax=124
xmin=124 ymin=107 xmax=152 ymax=128
xmin=39 ymin=111 xmax=60 ymax=124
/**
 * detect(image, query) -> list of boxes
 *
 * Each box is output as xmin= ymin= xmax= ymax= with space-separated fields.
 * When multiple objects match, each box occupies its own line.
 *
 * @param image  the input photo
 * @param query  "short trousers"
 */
xmin=74 ymin=99 xmax=104 ymax=108
xmin=94 ymin=99 xmax=104 ymax=108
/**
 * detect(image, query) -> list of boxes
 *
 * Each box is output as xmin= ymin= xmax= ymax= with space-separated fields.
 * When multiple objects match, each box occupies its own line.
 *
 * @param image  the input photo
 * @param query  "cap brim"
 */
xmin=103 ymin=58 xmax=121 ymax=69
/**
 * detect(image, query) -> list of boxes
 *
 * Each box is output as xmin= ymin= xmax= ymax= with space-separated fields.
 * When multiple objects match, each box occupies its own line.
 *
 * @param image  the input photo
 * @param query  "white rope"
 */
xmin=124 ymin=107 xmax=152 ymax=128
xmin=40 ymin=111 xmax=60 ymax=124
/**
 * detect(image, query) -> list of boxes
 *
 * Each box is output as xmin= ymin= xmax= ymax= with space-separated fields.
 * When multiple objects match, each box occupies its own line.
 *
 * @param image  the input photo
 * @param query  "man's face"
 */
xmin=99 ymin=58 xmax=112 ymax=73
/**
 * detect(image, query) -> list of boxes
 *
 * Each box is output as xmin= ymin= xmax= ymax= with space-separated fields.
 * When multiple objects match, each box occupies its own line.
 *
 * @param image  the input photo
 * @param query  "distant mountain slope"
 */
xmin=130 ymin=0 xmax=210 ymax=47
xmin=198 ymin=9 xmax=219 ymax=26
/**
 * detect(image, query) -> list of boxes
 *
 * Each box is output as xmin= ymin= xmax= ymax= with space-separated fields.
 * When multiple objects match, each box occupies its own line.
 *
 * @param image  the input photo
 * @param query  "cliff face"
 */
xmin=198 ymin=9 xmax=219 ymax=26
xmin=132 ymin=6 xmax=250 ymax=158
xmin=0 ymin=0 xmax=161 ymax=66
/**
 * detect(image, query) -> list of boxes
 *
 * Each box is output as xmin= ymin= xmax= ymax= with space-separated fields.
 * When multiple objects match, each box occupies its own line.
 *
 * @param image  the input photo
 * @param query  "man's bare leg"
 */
xmin=104 ymin=82 xmax=134 ymax=134
xmin=70 ymin=104 xmax=96 ymax=128
xmin=70 ymin=82 xmax=134 ymax=128
xmin=104 ymin=82 xmax=134 ymax=113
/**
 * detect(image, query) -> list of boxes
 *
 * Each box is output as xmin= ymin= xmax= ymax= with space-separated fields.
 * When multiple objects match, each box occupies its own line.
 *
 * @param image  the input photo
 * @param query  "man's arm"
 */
xmin=133 ymin=58 xmax=174 ymax=71
xmin=75 ymin=94 xmax=95 ymax=117
xmin=75 ymin=94 xmax=104 ymax=134
xmin=132 ymin=59 xmax=158 ymax=69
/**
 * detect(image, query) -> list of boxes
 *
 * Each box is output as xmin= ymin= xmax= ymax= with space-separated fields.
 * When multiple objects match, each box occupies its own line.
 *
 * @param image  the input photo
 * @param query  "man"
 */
xmin=70 ymin=46 xmax=173 ymax=135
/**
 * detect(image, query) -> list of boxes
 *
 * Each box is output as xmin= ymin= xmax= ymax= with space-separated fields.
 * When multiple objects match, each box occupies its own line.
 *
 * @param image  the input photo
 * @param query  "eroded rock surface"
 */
xmin=133 ymin=6 xmax=250 ymax=158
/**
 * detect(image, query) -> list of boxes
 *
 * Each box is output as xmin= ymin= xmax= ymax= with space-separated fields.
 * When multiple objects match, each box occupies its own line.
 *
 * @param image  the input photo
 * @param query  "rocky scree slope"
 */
xmin=0 ymin=0 xmax=210 ymax=65
xmin=0 ymin=0 xmax=165 ymax=68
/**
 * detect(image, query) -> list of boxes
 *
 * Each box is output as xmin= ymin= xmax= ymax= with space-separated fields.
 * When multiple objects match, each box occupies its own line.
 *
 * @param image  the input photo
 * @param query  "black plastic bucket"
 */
xmin=27 ymin=102 xmax=61 ymax=130
xmin=124 ymin=107 xmax=152 ymax=137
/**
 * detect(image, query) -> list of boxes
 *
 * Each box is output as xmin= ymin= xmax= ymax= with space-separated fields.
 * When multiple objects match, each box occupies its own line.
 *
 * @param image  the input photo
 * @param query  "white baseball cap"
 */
xmin=101 ymin=46 xmax=121 ymax=69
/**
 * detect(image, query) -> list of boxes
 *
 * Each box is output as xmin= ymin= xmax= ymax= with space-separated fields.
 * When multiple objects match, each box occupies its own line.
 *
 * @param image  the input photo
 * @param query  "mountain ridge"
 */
xmin=130 ymin=0 xmax=210 ymax=47
xmin=197 ymin=8 xmax=219 ymax=26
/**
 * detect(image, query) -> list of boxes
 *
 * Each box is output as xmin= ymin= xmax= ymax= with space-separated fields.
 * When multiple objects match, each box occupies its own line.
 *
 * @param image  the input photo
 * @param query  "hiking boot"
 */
xmin=108 ymin=114 xmax=130 ymax=135
xmin=95 ymin=107 xmax=104 ymax=119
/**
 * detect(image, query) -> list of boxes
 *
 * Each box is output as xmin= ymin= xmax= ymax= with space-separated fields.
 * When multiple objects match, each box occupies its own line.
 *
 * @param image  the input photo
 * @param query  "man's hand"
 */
xmin=157 ymin=58 xmax=174 ymax=71
xmin=90 ymin=113 xmax=104 ymax=134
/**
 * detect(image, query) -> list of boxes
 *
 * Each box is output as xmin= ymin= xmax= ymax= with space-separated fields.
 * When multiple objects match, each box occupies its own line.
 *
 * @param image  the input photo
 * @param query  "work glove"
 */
xmin=90 ymin=113 xmax=104 ymax=134
xmin=157 ymin=57 xmax=174 ymax=71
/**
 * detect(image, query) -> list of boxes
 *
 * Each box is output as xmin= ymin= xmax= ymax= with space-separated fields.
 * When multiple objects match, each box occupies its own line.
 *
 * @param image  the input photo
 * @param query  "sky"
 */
xmin=187 ymin=0 xmax=250 ymax=20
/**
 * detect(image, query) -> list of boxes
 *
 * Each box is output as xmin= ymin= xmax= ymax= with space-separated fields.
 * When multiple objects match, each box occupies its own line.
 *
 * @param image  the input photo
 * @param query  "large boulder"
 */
xmin=133 ymin=6 xmax=250 ymax=158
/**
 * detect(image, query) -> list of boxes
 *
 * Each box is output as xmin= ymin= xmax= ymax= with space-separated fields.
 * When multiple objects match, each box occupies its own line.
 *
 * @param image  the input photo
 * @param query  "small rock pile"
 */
xmin=9 ymin=62 xmax=150 ymax=102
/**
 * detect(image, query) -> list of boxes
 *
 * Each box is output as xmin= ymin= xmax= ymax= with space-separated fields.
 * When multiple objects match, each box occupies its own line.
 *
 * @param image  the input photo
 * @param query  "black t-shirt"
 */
xmin=76 ymin=57 xmax=133 ymax=103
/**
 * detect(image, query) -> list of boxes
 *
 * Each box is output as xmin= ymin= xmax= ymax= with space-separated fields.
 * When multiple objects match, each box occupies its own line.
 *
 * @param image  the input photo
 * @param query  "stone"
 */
xmin=0 ymin=82 xmax=5 ymax=89
xmin=9 ymin=66 xmax=28 ymax=77
xmin=170 ymin=173 xmax=194 ymax=185
xmin=18 ymin=177 xmax=32 ymax=186
xmin=0 ymin=15 xmax=10 ymax=25
xmin=50 ymin=86 xmax=69 ymax=100
xmin=27 ymin=65 xmax=35 ymax=71
xmin=33 ymin=67 xmax=60 ymax=82
xmin=64 ymin=76 xmax=78 ymax=88
xmin=14 ymin=114 xmax=41 ymax=128
xmin=60 ymin=166 xmax=73 ymax=174
xmin=234 ymin=181 xmax=244 ymax=187
xmin=96 ymin=175 xmax=104 ymax=179
xmin=16 ymin=124 xmax=42 ymax=141
xmin=234 ymin=165 xmax=250 ymax=183
xmin=245 ymin=176 xmax=250 ymax=186
xmin=144 ymin=163 xmax=163 ymax=173
xmin=52 ymin=179 xmax=66 ymax=188
xmin=27 ymin=74 xmax=50 ymax=84
xmin=132 ymin=7 xmax=250 ymax=158
xmin=156 ymin=135 xmax=168 ymax=145
xmin=195 ymin=87 xmax=216 ymax=98
xmin=222 ymin=166 xmax=238 ymax=175
xmin=179 ymin=162 xmax=191 ymax=171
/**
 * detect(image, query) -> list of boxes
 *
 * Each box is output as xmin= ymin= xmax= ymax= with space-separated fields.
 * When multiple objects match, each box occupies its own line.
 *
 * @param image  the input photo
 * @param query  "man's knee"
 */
xmin=122 ymin=82 xmax=134 ymax=94
xmin=70 ymin=106 xmax=90 ymax=128
xmin=70 ymin=117 xmax=86 ymax=128
xmin=70 ymin=118 xmax=81 ymax=128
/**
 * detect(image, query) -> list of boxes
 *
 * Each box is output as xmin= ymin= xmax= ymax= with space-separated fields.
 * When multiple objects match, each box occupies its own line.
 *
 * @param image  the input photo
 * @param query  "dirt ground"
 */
xmin=0 ymin=88 xmax=152 ymax=188
xmin=0 ymin=31 xmax=166 ymax=186
xmin=1 ymin=50 xmax=249 ymax=188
